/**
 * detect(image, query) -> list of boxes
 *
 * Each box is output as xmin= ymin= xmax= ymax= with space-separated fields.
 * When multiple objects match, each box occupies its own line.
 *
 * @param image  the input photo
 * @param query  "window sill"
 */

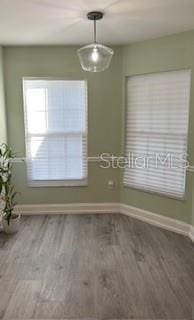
xmin=27 ymin=179 xmax=88 ymax=187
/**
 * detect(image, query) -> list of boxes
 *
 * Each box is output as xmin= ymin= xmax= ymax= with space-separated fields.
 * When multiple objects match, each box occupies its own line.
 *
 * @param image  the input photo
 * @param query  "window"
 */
xmin=124 ymin=70 xmax=191 ymax=199
xmin=23 ymin=79 xmax=87 ymax=186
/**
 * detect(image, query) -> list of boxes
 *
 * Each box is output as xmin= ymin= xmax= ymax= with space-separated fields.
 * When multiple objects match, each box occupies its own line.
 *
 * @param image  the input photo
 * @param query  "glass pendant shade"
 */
xmin=77 ymin=11 xmax=114 ymax=72
xmin=77 ymin=43 xmax=114 ymax=72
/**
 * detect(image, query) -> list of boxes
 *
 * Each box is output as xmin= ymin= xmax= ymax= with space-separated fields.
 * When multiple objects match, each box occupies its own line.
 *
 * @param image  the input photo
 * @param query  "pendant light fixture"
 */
xmin=77 ymin=11 xmax=114 ymax=72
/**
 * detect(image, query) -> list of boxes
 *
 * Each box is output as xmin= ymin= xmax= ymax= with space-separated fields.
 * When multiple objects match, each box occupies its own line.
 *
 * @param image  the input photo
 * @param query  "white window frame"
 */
xmin=123 ymin=69 xmax=191 ymax=200
xmin=23 ymin=77 xmax=88 ymax=187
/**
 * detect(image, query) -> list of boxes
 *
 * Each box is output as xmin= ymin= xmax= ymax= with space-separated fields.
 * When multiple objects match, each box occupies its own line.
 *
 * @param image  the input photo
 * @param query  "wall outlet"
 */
xmin=107 ymin=180 xmax=115 ymax=189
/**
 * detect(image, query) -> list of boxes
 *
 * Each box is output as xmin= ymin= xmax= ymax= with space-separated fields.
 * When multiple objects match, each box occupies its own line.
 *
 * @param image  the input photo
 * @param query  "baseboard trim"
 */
xmin=189 ymin=225 xmax=194 ymax=242
xmin=14 ymin=202 xmax=120 ymax=215
xmin=15 ymin=202 xmax=194 ymax=242
xmin=120 ymin=204 xmax=190 ymax=238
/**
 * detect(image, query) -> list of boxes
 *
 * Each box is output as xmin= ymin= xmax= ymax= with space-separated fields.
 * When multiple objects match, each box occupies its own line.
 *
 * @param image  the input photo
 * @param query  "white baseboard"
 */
xmin=15 ymin=202 xmax=194 ymax=242
xmin=14 ymin=202 xmax=120 ymax=215
xmin=120 ymin=204 xmax=191 ymax=238
xmin=189 ymin=225 xmax=194 ymax=242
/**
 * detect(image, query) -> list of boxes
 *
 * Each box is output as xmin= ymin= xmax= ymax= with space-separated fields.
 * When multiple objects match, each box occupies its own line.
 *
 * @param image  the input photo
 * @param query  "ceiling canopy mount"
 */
xmin=87 ymin=11 xmax=103 ymax=21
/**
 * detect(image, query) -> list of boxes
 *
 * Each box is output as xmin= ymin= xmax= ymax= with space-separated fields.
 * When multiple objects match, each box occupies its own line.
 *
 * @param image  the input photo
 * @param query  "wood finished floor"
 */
xmin=0 ymin=214 xmax=194 ymax=320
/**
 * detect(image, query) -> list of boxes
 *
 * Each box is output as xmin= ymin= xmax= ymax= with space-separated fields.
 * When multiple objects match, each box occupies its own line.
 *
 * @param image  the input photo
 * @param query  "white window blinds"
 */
xmin=23 ymin=79 xmax=87 ymax=186
xmin=124 ymin=70 xmax=191 ymax=199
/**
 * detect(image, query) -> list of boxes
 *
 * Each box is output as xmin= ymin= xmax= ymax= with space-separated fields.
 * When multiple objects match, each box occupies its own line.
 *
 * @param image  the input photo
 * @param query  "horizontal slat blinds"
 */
xmin=23 ymin=79 xmax=87 ymax=186
xmin=124 ymin=70 xmax=191 ymax=198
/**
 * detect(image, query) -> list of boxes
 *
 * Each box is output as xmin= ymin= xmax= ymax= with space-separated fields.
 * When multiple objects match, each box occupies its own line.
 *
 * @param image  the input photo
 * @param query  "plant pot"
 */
xmin=2 ymin=214 xmax=21 ymax=234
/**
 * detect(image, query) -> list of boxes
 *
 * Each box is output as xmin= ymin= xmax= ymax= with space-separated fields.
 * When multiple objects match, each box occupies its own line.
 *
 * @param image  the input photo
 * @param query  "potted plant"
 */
xmin=0 ymin=143 xmax=20 ymax=234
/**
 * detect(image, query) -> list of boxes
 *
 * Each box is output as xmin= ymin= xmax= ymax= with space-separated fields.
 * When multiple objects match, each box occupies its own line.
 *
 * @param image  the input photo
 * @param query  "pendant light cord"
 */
xmin=94 ymin=18 xmax=97 ymax=43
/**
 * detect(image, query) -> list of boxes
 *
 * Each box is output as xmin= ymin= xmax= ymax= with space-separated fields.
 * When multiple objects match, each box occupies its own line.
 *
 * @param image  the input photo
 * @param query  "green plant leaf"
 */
xmin=11 ymin=192 xmax=17 ymax=201
xmin=0 ymin=144 xmax=20 ymax=221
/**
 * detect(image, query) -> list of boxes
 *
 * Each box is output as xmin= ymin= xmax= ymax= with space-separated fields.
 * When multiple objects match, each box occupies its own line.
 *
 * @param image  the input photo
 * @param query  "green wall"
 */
xmin=121 ymin=30 xmax=194 ymax=224
xmin=0 ymin=47 xmax=7 ymax=143
xmin=3 ymin=46 xmax=122 ymax=204
xmin=2 ymin=31 xmax=194 ymax=225
xmin=192 ymin=179 xmax=194 ymax=226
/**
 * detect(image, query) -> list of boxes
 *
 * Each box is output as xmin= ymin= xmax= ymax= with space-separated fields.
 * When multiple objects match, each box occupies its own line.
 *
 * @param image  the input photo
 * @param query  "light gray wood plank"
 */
xmin=3 ymin=280 xmax=41 ymax=319
xmin=0 ymin=214 xmax=193 ymax=320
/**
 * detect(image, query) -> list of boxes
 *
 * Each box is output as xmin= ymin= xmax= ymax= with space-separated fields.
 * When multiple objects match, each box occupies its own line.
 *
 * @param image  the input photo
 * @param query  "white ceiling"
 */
xmin=0 ymin=0 xmax=194 ymax=45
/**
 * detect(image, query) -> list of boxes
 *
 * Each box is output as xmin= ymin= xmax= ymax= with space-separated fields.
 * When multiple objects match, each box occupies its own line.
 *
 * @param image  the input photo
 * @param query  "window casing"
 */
xmin=23 ymin=78 xmax=87 ymax=187
xmin=124 ymin=70 xmax=191 ymax=199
